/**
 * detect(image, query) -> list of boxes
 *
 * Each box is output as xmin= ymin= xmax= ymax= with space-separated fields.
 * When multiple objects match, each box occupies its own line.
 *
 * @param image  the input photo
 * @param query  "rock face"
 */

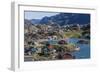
xmin=63 ymin=53 xmax=75 ymax=59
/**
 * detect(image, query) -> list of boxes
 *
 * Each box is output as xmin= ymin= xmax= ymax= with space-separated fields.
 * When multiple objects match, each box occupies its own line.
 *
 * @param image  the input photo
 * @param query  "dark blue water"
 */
xmin=68 ymin=38 xmax=90 ymax=59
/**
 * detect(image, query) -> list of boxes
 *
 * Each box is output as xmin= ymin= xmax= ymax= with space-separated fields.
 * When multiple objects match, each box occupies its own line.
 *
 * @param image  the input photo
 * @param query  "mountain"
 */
xmin=40 ymin=13 xmax=90 ymax=26
xmin=30 ymin=19 xmax=40 ymax=24
xmin=25 ymin=13 xmax=90 ymax=26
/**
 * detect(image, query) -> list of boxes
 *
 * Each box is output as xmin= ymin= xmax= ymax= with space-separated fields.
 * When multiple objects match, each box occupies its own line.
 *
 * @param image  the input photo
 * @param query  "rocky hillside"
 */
xmin=24 ymin=13 xmax=90 ymax=26
xmin=40 ymin=13 xmax=90 ymax=26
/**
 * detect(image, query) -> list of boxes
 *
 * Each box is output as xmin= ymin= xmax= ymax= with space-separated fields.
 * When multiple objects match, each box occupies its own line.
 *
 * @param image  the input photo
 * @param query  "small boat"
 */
xmin=75 ymin=47 xmax=80 ymax=51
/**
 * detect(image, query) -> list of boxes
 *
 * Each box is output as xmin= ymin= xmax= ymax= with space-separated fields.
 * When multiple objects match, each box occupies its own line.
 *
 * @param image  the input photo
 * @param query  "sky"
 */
xmin=24 ymin=11 xmax=59 ymax=20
